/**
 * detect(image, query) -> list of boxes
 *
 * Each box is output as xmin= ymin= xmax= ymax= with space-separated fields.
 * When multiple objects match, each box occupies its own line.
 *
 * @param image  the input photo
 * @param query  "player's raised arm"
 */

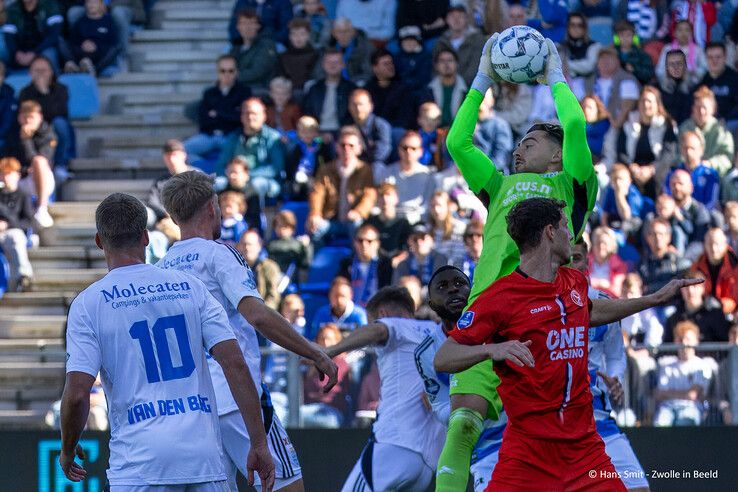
xmin=323 ymin=321 xmax=390 ymax=358
xmin=447 ymin=35 xmax=504 ymax=195
xmin=434 ymin=337 xmax=534 ymax=373
xmin=540 ymin=39 xmax=594 ymax=185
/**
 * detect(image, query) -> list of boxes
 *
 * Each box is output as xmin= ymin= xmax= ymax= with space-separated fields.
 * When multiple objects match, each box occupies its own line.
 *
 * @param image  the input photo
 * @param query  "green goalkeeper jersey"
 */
xmin=448 ymin=82 xmax=598 ymax=305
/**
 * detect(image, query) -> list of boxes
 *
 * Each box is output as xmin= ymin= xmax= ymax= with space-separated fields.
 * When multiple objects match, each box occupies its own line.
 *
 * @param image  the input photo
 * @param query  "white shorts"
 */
xmin=340 ymin=440 xmax=433 ymax=492
xmin=470 ymin=451 xmax=500 ymax=492
xmin=219 ymin=409 xmax=302 ymax=491
xmin=110 ymin=482 xmax=229 ymax=492
xmin=603 ymin=432 xmax=649 ymax=490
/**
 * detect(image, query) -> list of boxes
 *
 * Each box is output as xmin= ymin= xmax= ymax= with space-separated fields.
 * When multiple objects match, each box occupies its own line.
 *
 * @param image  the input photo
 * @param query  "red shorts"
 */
xmin=486 ymin=429 xmax=627 ymax=492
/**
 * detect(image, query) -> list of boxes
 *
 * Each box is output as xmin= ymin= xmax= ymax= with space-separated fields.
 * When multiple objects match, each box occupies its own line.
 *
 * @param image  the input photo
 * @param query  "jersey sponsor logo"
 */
xmin=546 ymin=326 xmax=586 ymax=361
xmin=159 ymin=252 xmax=200 ymax=270
xmin=502 ymin=181 xmax=554 ymax=206
xmin=457 ymin=311 xmax=475 ymax=329
xmin=530 ymin=304 xmax=552 ymax=314
xmin=101 ymin=281 xmax=191 ymax=303
xmin=570 ymin=289 xmax=583 ymax=307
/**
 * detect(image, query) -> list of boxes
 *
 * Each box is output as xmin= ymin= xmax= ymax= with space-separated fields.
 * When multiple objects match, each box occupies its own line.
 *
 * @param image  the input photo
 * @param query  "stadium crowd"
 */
xmin=2 ymin=0 xmax=738 ymax=430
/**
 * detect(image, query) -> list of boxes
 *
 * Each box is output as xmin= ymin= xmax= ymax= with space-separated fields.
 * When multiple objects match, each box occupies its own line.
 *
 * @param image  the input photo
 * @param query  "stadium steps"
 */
xmin=61 ymin=179 xmax=152 ymax=202
xmin=37 ymin=223 xmax=97 ymax=247
xmin=0 ymin=293 xmax=73 ymax=315
xmin=0 ymin=315 xmax=67 ymax=339
xmin=49 ymin=201 xmax=98 ymax=223
xmin=115 ymin=92 xmax=201 ymax=116
xmin=29 ymin=247 xmax=106 ymax=270
xmin=0 ymin=410 xmax=48 ymax=428
xmin=31 ymin=269 xmax=107 ymax=292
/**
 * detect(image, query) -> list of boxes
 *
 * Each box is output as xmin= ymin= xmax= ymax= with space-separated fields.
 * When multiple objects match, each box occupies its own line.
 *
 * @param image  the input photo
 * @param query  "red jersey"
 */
xmin=450 ymin=267 xmax=595 ymax=441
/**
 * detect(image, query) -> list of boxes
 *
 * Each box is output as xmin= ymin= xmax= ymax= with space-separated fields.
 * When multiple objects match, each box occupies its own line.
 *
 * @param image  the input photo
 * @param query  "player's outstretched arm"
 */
xmin=239 ymin=297 xmax=338 ymax=392
xmin=59 ymin=371 xmax=95 ymax=482
xmin=434 ymin=337 xmax=534 ymax=373
xmin=211 ymin=339 xmax=275 ymax=492
xmin=447 ymin=35 xmax=503 ymax=195
xmin=323 ymin=321 xmax=389 ymax=358
xmin=590 ymin=278 xmax=704 ymax=326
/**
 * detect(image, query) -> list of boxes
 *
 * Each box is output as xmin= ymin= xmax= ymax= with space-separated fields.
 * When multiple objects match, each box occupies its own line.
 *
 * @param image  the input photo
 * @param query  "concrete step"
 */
xmin=70 ymin=157 xmax=166 ymax=172
xmin=37 ymin=223 xmax=97 ymax=247
xmin=97 ymin=70 xmax=213 ymax=99
xmin=29 ymin=247 xmax=106 ymax=269
xmin=137 ymin=59 xmax=215 ymax=73
xmin=0 ymin=315 xmax=67 ymax=339
xmin=49 ymin=201 xmax=97 ymax=223
xmin=132 ymin=29 xmax=228 ymax=42
xmin=119 ymin=91 xmax=199 ymax=115
xmin=143 ymin=50 xmax=220 ymax=64
xmin=31 ymin=268 xmax=107 ymax=292
xmin=61 ymin=179 xmax=151 ymax=202
xmin=156 ymin=7 xmax=233 ymax=20
xmin=160 ymin=20 xmax=228 ymax=31
xmin=128 ymin=39 xmax=226 ymax=55
xmin=0 ymin=410 xmax=47 ymax=428
xmin=0 ymin=292 xmax=73 ymax=315
xmin=0 ymin=339 xmax=65 ymax=363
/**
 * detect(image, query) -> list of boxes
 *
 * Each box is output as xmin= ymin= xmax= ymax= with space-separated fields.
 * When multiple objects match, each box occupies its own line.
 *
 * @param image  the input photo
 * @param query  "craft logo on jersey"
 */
xmin=570 ymin=289 xmax=583 ymax=307
xmin=546 ymin=326 xmax=586 ymax=361
xmin=457 ymin=311 xmax=475 ymax=330
xmin=530 ymin=304 xmax=552 ymax=314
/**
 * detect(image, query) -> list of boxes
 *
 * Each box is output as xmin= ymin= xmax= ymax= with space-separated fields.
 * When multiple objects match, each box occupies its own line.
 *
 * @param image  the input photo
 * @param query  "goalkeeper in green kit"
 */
xmin=434 ymin=35 xmax=599 ymax=491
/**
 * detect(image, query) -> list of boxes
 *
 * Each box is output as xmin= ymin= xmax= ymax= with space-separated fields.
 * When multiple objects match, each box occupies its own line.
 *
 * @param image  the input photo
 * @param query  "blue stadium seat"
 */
xmin=301 ymin=292 xmax=329 ymax=336
xmin=0 ymin=252 xmax=9 ymax=298
xmin=281 ymin=201 xmax=309 ymax=236
xmin=5 ymin=74 xmax=31 ymax=94
xmin=300 ymin=246 xmax=350 ymax=294
xmin=5 ymin=73 xmax=99 ymax=120
xmin=588 ymin=17 xmax=614 ymax=46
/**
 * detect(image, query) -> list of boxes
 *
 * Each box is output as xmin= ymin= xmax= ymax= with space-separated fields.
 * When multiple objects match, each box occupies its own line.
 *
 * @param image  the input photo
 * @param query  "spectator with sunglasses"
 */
xmin=459 ymin=219 xmax=483 ymax=281
xmin=336 ymin=223 xmax=393 ymax=307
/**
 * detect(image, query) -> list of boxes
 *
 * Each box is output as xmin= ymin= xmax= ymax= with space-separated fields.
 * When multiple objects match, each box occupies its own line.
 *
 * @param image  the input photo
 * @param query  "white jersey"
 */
xmin=158 ymin=238 xmax=262 ymax=416
xmin=65 ymin=264 xmax=234 ymax=486
xmin=373 ymin=317 xmax=446 ymax=469
xmin=587 ymin=287 xmax=626 ymax=438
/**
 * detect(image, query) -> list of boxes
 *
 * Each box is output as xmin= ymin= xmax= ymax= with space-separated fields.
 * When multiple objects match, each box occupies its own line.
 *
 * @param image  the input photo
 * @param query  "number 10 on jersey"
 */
xmin=129 ymin=314 xmax=196 ymax=383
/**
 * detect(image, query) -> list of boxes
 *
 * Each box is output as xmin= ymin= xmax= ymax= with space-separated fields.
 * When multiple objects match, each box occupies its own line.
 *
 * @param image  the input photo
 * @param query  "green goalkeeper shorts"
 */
xmin=449 ymin=359 xmax=503 ymax=421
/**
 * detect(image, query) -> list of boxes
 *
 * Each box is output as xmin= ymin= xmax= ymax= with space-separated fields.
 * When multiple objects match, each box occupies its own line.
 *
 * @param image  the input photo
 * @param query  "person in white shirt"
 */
xmin=158 ymin=171 xmax=338 ymax=492
xmin=60 ymin=193 xmax=274 ymax=492
xmin=325 ymin=286 xmax=446 ymax=491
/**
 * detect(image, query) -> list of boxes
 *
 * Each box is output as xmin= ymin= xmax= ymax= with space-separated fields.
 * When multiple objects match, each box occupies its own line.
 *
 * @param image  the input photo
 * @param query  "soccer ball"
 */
xmin=490 ymin=26 xmax=548 ymax=84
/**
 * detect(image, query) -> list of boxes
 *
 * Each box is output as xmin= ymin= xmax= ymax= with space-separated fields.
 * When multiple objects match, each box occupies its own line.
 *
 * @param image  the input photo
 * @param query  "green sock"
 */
xmin=435 ymin=408 xmax=484 ymax=492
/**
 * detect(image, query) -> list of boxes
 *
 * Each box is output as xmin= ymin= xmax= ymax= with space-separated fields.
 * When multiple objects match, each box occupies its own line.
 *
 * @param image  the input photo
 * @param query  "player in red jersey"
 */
xmin=434 ymin=197 xmax=701 ymax=492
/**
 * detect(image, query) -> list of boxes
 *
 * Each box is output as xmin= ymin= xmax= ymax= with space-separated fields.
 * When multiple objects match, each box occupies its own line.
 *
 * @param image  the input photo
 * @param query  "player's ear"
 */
xmin=551 ymin=147 xmax=563 ymax=167
xmin=141 ymin=229 xmax=150 ymax=248
xmin=94 ymin=233 xmax=103 ymax=251
xmin=545 ymin=223 xmax=556 ymax=241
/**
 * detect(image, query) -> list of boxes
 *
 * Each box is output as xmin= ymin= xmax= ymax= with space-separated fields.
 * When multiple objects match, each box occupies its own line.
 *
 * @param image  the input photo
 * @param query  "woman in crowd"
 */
xmin=427 ymin=190 xmax=467 ymax=267
xmin=588 ymin=226 xmax=629 ymax=298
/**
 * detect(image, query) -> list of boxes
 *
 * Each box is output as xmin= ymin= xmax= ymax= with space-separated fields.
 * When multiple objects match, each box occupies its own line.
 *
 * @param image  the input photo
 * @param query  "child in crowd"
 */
xmin=285 ymin=116 xmax=334 ymax=201
xmin=417 ymin=102 xmax=447 ymax=168
xmin=394 ymin=25 xmax=433 ymax=90
xmin=0 ymin=157 xmax=34 ymax=292
xmin=218 ymin=190 xmax=248 ymax=245
xmin=279 ymin=18 xmax=321 ymax=90
xmin=219 ymin=156 xmax=263 ymax=231
xmin=294 ymin=0 xmax=331 ymax=49
xmin=266 ymin=210 xmax=312 ymax=282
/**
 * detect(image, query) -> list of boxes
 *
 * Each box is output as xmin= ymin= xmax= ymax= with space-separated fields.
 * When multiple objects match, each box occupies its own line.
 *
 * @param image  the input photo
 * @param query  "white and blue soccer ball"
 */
xmin=491 ymin=26 xmax=548 ymax=84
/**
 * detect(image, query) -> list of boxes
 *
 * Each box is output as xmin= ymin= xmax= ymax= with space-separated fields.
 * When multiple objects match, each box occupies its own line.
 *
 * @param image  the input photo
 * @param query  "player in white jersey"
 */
xmin=157 ymin=171 xmax=338 ymax=492
xmin=59 ymin=193 xmax=274 ymax=492
xmin=571 ymin=240 xmax=649 ymax=492
xmin=323 ymin=287 xmax=447 ymax=491
xmin=415 ymin=266 xmax=507 ymax=492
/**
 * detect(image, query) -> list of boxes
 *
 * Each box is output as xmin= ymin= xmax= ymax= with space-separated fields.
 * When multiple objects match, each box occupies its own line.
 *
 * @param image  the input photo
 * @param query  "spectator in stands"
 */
xmin=610 ymin=86 xmax=677 ymax=199
xmin=0 ymin=61 xmax=15 ymax=152
xmin=427 ymin=190 xmax=466 ymax=267
xmin=284 ymin=115 xmax=333 ymax=201
xmin=475 ymin=88 xmax=513 ymax=173
xmin=266 ymin=210 xmax=311 ymax=282
xmin=307 ymin=126 xmax=376 ymax=244
xmin=365 ymin=49 xmax=424 ymax=131
xmin=658 ymin=49 xmax=695 ymax=125
xmin=293 ymin=0 xmax=331 ymax=49
xmin=279 ymin=18 xmax=320 ymax=91
xmin=665 ymin=0 xmax=716 ymax=48
xmin=654 ymin=320 xmax=713 ymax=427
xmin=434 ymin=4 xmax=486 ymax=86
xmin=581 ymin=47 xmax=640 ymax=130
xmin=303 ymin=323 xmax=351 ymax=428
xmin=669 ymin=169 xmax=715 ymax=261
xmin=663 ymin=130 xmax=720 ymax=209
xmin=375 ymin=130 xmax=436 ymax=225
xmin=336 ymin=0 xmax=396 ymax=46
xmin=580 ymin=95 xmax=610 ymax=167
xmin=3 ymin=0 xmax=63 ymax=70
xmin=395 ymin=0 xmax=449 ymax=43
xmin=429 ymin=48 xmax=467 ymax=128
xmin=326 ymin=18 xmax=373 ymax=85
xmin=336 ymin=223 xmax=393 ymax=306
xmin=506 ymin=3 xmax=527 ymax=28
xmin=0 ymin=157 xmax=33 ymax=291
xmin=393 ymin=223 xmax=448 ymax=287
xmin=64 ymin=0 xmax=132 ymax=64
xmin=614 ymin=20 xmax=655 ymax=86
xmin=725 ymin=202 xmax=738 ymax=253
xmin=5 ymin=100 xmax=56 ymax=228
xmin=218 ymin=156 xmax=262 ymax=232
xmin=62 ymin=0 xmax=119 ymax=76
xmin=679 ymin=86 xmax=735 ymax=177
xmin=347 ymin=89 xmax=392 ymax=166
xmin=264 ymin=76 xmax=301 ymax=134
xmin=228 ymin=0 xmax=293 ymax=48
xmin=398 ymin=274 xmax=436 ymax=320
xmin=691 ymin=228 xmax=738 ymax=315
xmin=217 ymin=97 xmax=285 ymax=199
xmin=656 ymin=20 xmax=707 ymax=86
xmin=699 ymin=42 xmax=738 ymax=138
xmin=665 ymin=270 xmax=730 ymax=343
xmin=145 ymin=140 xmax=194 ymax=228
xmin=302 ymin=49 xmax=356 ymax=136
xmin=601 ymin=163 xmax=653 ymax=238
xmin=561 ymin=12 xmax=600 ymax=78
xmin=230 ymin=10 xmax=278 ymax=91
xmin=237 ymin=229 xmax=282 ymax=310
xmin=310 ymin=277 xmax=368 ymax=340
xmin=184 ymin=54 xmax=251 ymax=166
xmin=364 ymin=182 xmax=411 ymax=259
xmin=218 ymin=191 xmax=248 ymax=245
xmin=394 ymin=25 xmax=433 ymax=91
xmin=19 ymin=56 xmax=74 ymax=168
xmin=650 ymin=192 xmax=688 ymax=256
xmin=459 ymin=218 xmax=483 ymax=279
xmin=588 ymin=226 xmax=629 ymax=298
xmin=621 ymin=272 xmax=665 ymax=347
xmin=417 ymin=101 xmax=447 ymax=168
xmin=639 ymin=217 xmax=691 ymax=293
xmin=495 ymin=81 xmax=534 ymax=138
xmin=526 ymin=0 xmax=568 ymax=42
